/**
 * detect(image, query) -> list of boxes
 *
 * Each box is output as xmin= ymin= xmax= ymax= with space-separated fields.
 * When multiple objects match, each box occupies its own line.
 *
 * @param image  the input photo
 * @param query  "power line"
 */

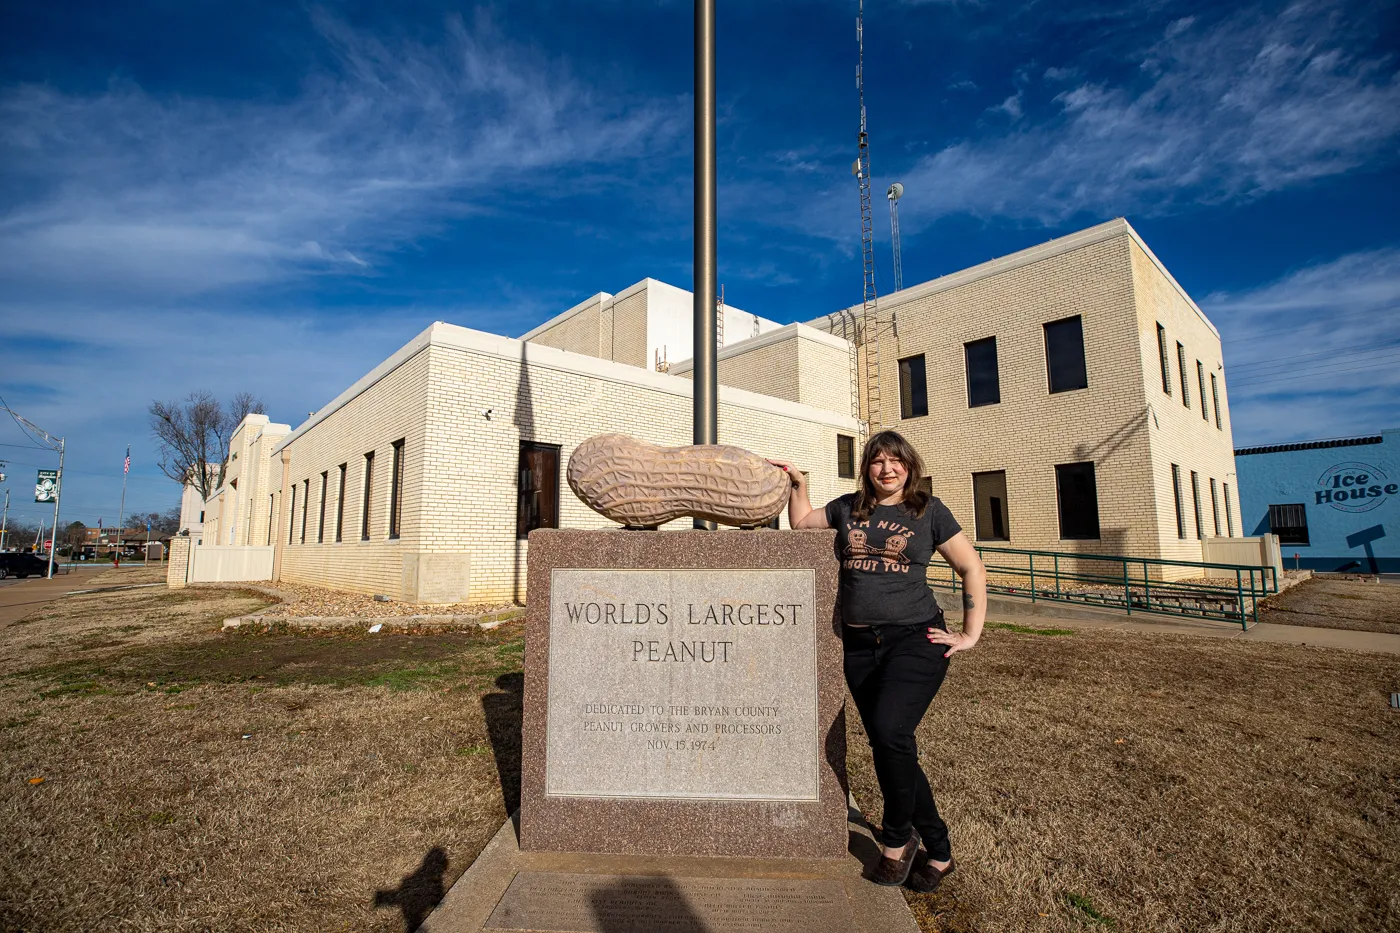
xmin=1230 ymin=352 xmax=1400 ymax=385
xmin=1229 ymin=357 xmax=1400 ymax=391
xmin=1226 ymin=341 xmax=1400 ymax=376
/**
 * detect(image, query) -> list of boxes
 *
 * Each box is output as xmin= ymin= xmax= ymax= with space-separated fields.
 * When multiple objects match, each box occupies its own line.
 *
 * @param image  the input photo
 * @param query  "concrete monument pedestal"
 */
xmin=420 ymin=530 xmax=919 ymax=933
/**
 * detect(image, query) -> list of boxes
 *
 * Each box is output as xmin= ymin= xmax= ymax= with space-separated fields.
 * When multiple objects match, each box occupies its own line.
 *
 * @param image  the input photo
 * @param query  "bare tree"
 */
xmin=149 ymin=390 xmax=266 ymax=502
xmin=124 ymin=508 xmax=181 ymax=537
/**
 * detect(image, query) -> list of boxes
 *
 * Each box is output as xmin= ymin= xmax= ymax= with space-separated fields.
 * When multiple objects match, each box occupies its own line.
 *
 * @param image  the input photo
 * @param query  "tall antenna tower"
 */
xmin=853 ymin=0 xmax=881 ymax=431
xmin=887 ymin=182 xmax=904 ymax=292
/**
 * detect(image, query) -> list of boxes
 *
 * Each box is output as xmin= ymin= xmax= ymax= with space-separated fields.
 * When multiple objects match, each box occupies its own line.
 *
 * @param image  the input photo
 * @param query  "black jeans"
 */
xmin=843 ymin=620 xmax=952 ymax=860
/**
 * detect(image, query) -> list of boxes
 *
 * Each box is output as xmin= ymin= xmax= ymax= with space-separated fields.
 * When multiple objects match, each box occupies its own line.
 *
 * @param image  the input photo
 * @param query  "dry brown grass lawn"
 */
xmin=1259 ymin=577 xmax=1400 ymax=635
xmin=2 ymin=583 xmax=1397 ymax=933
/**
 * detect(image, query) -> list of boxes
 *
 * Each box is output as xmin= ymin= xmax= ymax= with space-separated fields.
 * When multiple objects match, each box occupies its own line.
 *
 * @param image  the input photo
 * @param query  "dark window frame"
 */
xmin=1156 ymin=323 xmax=1172 ymax=395
xmin=964 ymin=336 xmax=1001 ymax=408
xmin=517 ymin=442 xmax=562 ymax=539
xmin=267 ymin=495 xmax=274 ymax=546
xmin=1268 ymin=503 xmax=1310 ymax=546
xmin=361 ymin=451 xmax=375 ymax=541
xmin=836 ymin=434 xmax=856 ymax=479
xmin=1210 ymin=477 xmax=1221 ymax=536
xmin=317 ymin=472 xmax=328 ymax=543
xmin=1210 ymin=373 xmax=1222 ymax=430
xmin=389 ymin=439 xmax=405 ymax=540
xmin=1196 ymin=361 xmax=1208 ymax=420
xmin=300 ymin=478 xmax=309 ymax=544
xmin=1172 ymin=464 xmax=1185 ymax=540
xmin=1223 ymin=482 xmax=1234 ymax=537
xmin=335 ymin=464 xmax=347 ymax=543
xmin=287 ymin=483 xmax=297 ymax=545
xmin=1190 ymin=470 xmax=1203 ymax=539
xmin=1054 ymin=461 xmax=1101 ymax=541
xmin=1043 ymin=315 xmax=1088 ymax=394
xmin=1177 ymin=342 xmax=1190 ymax=408
xmin=972 ymin=470 xmax=1011 ymax=542
xmin=897 ymin=354 xmax=929 ymax=419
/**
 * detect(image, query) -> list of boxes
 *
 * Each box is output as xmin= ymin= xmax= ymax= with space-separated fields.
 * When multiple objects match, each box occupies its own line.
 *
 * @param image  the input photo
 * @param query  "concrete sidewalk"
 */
xmin=0 ymin=567 xmax=107 ymax=631
xmin=937 ymin=592 xmax=1400 ymax=654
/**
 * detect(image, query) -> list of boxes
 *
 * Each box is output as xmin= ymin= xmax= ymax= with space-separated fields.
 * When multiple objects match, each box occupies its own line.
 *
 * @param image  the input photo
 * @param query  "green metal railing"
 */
xmin=932 ymin=546 xmax=1278 ymax=630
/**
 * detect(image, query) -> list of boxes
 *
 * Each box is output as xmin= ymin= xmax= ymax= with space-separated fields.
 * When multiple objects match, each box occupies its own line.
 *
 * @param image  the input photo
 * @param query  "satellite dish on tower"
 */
xmin=887 ymin=182 xmax=903 ymax=201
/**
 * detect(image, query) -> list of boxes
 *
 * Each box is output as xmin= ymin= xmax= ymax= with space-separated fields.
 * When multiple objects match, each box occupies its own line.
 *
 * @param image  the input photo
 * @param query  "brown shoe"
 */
xmin=905 ymin=851 xmax=955 ymax=893
xmin=870 ymin=829 xmax=922 ymax=887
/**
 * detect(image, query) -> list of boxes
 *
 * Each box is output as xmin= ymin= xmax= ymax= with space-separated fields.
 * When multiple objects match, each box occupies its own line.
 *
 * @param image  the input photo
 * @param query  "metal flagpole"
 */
xmin=692 ymin=0 xmax=717 ymax=530
xmin=115 ymin=445 xmax=129 ymax=569
xmin=1 ymin=488 xmax=9 ymax=551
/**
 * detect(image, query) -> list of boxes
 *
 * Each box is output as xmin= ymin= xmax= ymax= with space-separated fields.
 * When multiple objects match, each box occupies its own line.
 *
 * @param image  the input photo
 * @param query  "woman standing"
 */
xmin=771 ymin=430 xmax=987 ymax=892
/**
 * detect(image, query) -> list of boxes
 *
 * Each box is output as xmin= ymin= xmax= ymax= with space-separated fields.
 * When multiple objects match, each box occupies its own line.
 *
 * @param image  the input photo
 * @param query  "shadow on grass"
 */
xmin=374 ymin=847 xmax=447 ymax=933
xmin=482 ymin=672 xmax=524 ymax=815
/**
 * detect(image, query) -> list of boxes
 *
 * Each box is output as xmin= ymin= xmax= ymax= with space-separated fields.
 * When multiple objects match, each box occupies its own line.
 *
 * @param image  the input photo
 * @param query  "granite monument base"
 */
xmin=417 ymin=809 xmax=920 ymax=933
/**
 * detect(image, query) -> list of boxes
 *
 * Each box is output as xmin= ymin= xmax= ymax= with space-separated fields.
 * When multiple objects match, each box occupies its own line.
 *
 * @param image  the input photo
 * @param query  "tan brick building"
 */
xmin=805 ymin=218 xmax=1237 ymax=576
xmin=179 ymin=217 xmax=1238 ymax=601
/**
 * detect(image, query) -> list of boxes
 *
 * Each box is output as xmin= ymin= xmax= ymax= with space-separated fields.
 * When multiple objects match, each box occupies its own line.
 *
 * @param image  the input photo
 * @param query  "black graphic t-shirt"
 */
xmin=824 ymin=493 xmax=962 ymax=627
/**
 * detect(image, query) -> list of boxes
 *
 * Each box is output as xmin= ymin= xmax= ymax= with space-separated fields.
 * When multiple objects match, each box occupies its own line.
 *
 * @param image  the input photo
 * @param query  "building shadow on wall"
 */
xmin=1071 ymin=405 xmax=1150 ymax=466
xmin=588 ymin=875 xmax=705 ymax=933
xmin=513 ymin=344 xmax=536 ymax=605
xmin=372 ymin=847 xmax=447 ymax=933
xmin=482 ymin=671 xmax=524 ymax=816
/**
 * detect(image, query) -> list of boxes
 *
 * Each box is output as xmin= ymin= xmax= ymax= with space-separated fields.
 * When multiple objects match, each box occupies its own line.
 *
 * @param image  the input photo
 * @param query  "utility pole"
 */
xmin=115 ymin=445 xmax=129 ymax=568
xmin=0 ymin=486 xmax=8 ymax=551
xmin=0 ymin=403 xmax=65 ymax=578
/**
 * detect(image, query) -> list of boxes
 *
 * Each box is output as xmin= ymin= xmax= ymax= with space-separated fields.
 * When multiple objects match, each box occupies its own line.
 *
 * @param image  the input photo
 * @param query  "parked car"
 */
xmin=0 ymin=552 xmax=51 ymax=579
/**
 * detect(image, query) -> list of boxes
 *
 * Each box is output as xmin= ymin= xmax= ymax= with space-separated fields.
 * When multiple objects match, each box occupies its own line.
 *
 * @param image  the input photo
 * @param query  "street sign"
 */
xmin=35 ymin=469 xmax=57 ymax=503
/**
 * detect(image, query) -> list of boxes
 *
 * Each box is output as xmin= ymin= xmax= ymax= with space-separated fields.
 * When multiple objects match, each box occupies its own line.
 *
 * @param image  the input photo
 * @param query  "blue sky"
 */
xmin=2 ymin=0 xmax=1398 ymax=528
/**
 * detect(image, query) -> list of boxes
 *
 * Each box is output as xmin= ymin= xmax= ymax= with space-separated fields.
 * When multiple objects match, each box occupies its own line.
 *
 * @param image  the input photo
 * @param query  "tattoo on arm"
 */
xmin=962 ymin=592 xmax=976 ymax=613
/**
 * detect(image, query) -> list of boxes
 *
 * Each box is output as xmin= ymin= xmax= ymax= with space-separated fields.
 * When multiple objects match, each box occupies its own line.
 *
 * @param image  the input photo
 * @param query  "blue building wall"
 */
xmin=1235 ymin=429 xmax=1399 ymax=573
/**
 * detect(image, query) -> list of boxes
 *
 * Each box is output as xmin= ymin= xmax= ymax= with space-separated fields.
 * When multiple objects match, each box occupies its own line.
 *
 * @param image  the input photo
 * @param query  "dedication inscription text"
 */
xmin=545 ymin=569 xmax=818 ymax=800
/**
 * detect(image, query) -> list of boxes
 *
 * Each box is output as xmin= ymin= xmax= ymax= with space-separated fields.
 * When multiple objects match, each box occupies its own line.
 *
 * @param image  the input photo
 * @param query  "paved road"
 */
xmin=0 ymin=566 xmax=106 ymax=630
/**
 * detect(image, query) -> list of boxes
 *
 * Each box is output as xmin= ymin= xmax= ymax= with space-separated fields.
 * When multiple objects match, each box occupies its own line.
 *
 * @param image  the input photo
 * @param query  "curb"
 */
xmin=222 ymin=608 xmax=525 ymax=633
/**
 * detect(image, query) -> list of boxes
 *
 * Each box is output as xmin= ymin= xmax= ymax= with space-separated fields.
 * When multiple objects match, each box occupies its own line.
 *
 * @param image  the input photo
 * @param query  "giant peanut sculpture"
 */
xmin=566 ymin=433 xmax=790 ymax=528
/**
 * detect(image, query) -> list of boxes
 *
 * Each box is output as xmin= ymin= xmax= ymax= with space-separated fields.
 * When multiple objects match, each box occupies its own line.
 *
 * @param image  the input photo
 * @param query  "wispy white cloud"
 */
xmin=768 ymin=0 xmax=1400 ymax=240
xmin=0 ymin=10 xmax=685 ymax=297
xmin=1205 ymin=247 xmax=1400 ymax=444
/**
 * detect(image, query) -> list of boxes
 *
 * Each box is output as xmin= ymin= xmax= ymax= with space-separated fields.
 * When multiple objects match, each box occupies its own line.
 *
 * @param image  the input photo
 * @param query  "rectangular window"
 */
xmin=1156 ymin=323 xmax=1172 ymax=395
xmin=1055 ymin=462 xmax=1100 ymax=540
xmin=287 ymin=483 xmax=297 ymax=545
xmin=300 ymin=479 xmax=309 ymax=544
xmin=1177 ymin=342 xmax=1190 ymax=408
xmin=1171 ymin=464 xmax=1185 ymax=539
xmin=517 ymin=442 xmax=561 ymax=538
xmin=1190 ymin=471 xmax=1203 ymax=539
xmin=335 ymin=464 xmax=347 ymax=543
xmin=267 ymin=495 xmax=274 ymax=546
xmin=1268 ymin=504 xmax=1310 ymax=546
xmin=317 ymin=472 xmax=328 ymax=543
xmin=1196 ymin=361 xmax=1208 ymax=420
xmin=836 ymin=434 xmax=856 ymax=479
xmin=389 ymin=439 xmax=405 ymax=539
xmin=898 ymin=354 xmax=928 ymax=419
xmin=964 ymin=336 xmax=1000 ymax=407
xmin=1044 ymin=315 xmax=1088 ymax=394
xmin=361 ymin=451 xmax=375 ymax=541
xmin=1211 ymin=373 xmax=1222 ymax=429
xmin=972 ymin=470 xmax=1011 ymax=541
xmin=1223 ymin=482 xmax=1234 ymax=537
xmin=1210 ymin=478 xmax=1221 ymax=536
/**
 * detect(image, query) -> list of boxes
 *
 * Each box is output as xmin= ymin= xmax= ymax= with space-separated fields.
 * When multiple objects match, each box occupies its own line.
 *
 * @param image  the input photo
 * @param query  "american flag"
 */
xmin=123 ymin=446 xmax=130 ymax=475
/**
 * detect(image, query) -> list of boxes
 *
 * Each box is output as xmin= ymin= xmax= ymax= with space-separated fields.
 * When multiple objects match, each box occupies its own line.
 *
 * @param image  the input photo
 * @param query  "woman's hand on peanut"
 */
xmin=767 ymin=458 xmax=805 ymax=491
xmin=926 ymin=628 xmax=978 ymax=658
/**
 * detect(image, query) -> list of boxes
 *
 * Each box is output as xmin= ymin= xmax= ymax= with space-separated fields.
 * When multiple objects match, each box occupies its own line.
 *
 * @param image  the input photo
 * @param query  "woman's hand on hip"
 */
xmin=926 ymin=627 xmax=978 ymax=658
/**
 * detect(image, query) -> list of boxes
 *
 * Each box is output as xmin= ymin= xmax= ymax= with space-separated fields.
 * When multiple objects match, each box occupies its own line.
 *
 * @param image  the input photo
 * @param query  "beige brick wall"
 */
xmin=863 ymin=234 xmax=1163 ymax=564
xmin=672 ymin=326 xmax=856 ymax=418
xmin=260 ymin=324 xmax=858 ymax=605
xmin=1129 ymin=241 xmax=1238 ymax=568
xmin=274 ymin=347 xmax=431 ymax=598
xmin=610 ymin=290 xmax=649 ymax=368
xmin=526 ymin=296 xmax=606 ymax=360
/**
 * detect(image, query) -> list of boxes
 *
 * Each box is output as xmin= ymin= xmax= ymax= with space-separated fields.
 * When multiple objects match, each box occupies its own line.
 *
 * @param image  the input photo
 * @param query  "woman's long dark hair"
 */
xmin=851 ymin=430 xmax=930 ymax=521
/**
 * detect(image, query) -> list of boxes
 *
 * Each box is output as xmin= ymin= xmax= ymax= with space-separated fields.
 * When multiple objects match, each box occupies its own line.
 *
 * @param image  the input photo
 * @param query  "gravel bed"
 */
xmin=198 ymin=580 xmax=518 ymax=620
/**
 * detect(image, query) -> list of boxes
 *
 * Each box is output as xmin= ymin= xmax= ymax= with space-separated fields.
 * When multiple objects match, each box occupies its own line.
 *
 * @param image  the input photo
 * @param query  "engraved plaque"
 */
xmin=545 ymin=568 xmax=818 ymax=801
xmin=484 ymin=872 xmax=856 ymax=933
